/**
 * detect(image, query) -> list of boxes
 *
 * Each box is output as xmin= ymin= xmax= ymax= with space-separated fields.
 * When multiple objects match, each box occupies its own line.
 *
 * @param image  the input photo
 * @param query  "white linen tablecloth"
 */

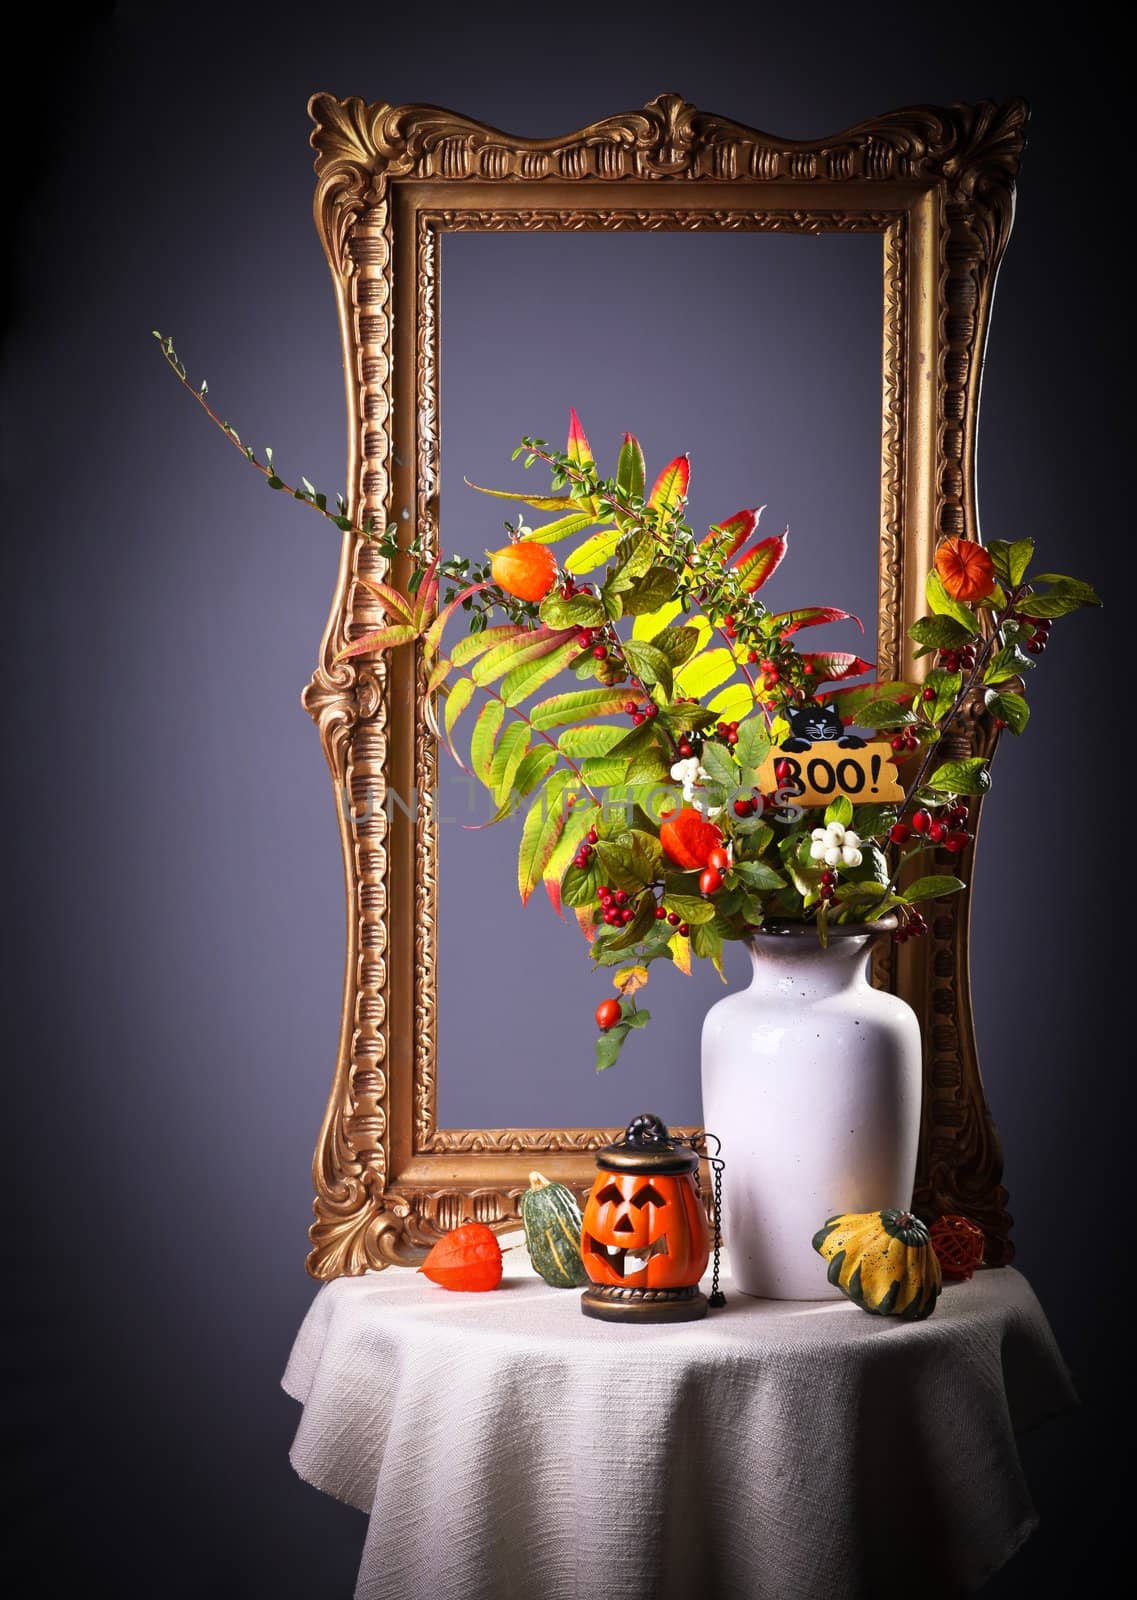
xmin=283 ymin=1252 xmax=1074 ymax=1600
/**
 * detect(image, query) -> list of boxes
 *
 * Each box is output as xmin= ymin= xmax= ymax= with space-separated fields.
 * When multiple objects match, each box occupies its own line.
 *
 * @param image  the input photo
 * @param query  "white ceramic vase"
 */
xmin=700 ymin=925 xmax=922 ymax=1300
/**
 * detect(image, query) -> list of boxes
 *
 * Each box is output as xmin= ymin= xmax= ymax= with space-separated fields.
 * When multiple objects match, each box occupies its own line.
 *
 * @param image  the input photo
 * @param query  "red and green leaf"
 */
xmin=541 ymin=798 xmax=599 ymax=915
xmin=647 ymin=454 xmax=690 ymax=515
xmin=334 ymin=623 xmax=418 ymax=661
xmin=422 ymin=582 xmax=490 ymax=658
xmin=412 ymin=553 xmax=442 ymax=630
xmin=472 ymin=627 xmax=568 ymax=687
xmin=451 ymin=623 xmax=530 ymax=668
xmin=771 ymin=606 xmax=864 ymax=637
xmin=567 ymin=407 xmax=593 ymax=473
xmin=356 ymin=574 xmax=416 ymax=624
xmin=733 ymin=531 xmax=788 ymax=593
xmin=799 ymin=651 xmax=875 ymax=684
xmin=701 ymin=507 xmax=763 ymax=560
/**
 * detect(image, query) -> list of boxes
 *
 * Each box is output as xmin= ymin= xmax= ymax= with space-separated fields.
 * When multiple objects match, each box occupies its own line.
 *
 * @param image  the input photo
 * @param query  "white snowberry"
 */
xmin=809 ymin=821 xmax=863 ymax=870
xmin=670 ymin=756 xmax=709 ymax=804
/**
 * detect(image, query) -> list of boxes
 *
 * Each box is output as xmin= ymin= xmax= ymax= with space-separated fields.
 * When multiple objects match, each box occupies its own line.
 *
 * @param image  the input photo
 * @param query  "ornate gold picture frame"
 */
xmin=303 ymin=91 xmax=1028 ymax=1278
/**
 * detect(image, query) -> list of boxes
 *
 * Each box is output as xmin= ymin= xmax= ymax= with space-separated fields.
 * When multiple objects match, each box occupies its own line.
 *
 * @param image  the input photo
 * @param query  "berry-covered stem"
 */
xmin=895 ymin=610 xmax=1005 ymax=822
xmin=524 ymin=443 xmax=758 ymax=633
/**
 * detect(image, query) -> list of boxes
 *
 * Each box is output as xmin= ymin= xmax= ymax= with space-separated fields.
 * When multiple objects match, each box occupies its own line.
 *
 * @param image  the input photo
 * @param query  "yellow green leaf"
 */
xmin=632 ymin=599 xmax=683 ymax=641
xmin=518 ymin=769 xmax=574 ymax=904
xmin=443 ymin=678 xmax=476 ymax=763
xmin=490 ymin=720 xmax=530 ymax=804
xmin=558 ymin=725 xmax=625 ymax=758
xmin=674 ymin=647 xmax=737 ymax=699
xmin=470 ymin=700 xmax=505 ymax=784
xmin=464 ymin=477 xmax=576 ymax=512
xmin=669 ymin=933 xmax=691 ymax=974
xmin=521 ymin=511 xmax=595 ymax=545
xmin=501 ymin=637 xmax=582 ymax=707
xmin=564 ymin=527 xmax=621 ymax=575
xmin=513 ymin=746 xmax=558 ymax=798
xmin=530 ymin=688 xmax=632 ymax=732
xmin=426 ymin=658 xmax=451 ymax=695
xmin=708 ymin=682 xmax=755 ymax=721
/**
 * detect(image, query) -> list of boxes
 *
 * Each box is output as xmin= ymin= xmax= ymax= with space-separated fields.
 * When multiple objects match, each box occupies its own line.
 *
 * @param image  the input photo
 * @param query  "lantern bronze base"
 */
xmin=580 ymin=1284 xmax=709 ymax=1324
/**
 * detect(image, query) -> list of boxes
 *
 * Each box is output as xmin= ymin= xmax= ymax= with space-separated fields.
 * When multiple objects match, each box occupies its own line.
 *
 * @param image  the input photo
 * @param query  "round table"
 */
xmin=282 ymin=1253 xmax=1073 ymax=1600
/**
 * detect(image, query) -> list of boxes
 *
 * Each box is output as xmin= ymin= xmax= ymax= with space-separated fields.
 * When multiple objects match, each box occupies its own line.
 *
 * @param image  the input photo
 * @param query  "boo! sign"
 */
xmin=755 ymin=741 xmax=905 ymax=808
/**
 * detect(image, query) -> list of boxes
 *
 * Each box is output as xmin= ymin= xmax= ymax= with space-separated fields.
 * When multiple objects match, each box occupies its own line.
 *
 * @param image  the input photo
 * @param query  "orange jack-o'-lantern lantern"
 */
xmin=580 ymin=1113 xmax=712 ymax=1324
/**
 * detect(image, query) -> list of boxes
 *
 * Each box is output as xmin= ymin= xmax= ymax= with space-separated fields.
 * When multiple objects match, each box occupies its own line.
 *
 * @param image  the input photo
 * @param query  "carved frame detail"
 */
xmin=303 ymin=92 xmax=1028 ymax=1277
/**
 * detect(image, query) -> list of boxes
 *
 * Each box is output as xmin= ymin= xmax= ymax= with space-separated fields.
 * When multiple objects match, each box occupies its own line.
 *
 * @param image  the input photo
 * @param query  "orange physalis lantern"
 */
xmin=658 ymin=808 xmax=724 ymax=871
xmin=933 ymin=537 xmax=996 ymax=602
xmin=489 ymin=542 xmax=558 ymax=603
xmin=581 ymin=1113 xmax=712 ymax=1323
xmin=418 ymin=1222 xmax=504 ymax=1291
xmin=929 ymin=1214 xmax=986 ymax=1281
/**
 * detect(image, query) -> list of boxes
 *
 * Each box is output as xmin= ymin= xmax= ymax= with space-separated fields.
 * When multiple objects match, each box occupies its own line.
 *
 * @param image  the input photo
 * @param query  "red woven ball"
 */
xmin=929 ymin=1214 xmax=985 ymax=1281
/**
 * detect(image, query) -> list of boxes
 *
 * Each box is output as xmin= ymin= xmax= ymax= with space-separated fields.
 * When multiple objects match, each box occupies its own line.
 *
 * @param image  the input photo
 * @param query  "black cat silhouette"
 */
xmin=780 ymin=702 xmax=866 ymax=753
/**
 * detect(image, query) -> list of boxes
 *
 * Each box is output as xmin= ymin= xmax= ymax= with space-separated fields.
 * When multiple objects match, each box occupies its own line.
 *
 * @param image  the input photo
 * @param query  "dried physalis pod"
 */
xmin=418 ymin=1222 xmax=503 ymax=1292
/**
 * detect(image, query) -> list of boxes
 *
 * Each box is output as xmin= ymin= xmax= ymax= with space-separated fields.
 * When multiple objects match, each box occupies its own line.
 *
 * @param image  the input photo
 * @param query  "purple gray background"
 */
xmin=439 ymin=228 xmax=881 ymax=1127
xmin=4 ymin=3 xmax=1129 ymax=1594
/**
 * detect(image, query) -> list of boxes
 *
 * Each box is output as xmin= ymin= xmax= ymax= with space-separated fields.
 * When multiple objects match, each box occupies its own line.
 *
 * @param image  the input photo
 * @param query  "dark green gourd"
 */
xmin=519 ymin=1172 xmax=588 ymax=1287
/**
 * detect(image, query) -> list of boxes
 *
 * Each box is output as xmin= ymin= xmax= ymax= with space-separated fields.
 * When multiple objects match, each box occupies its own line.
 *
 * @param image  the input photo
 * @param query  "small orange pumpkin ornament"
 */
xmin=489 ymin=542 xmax=558 ymax=603
xmin=659 ymin=807 xmax=724 ymax=871
xmin=929 ymin=1214 xmax=986 ymax=1281
xmin=933 ymin=537 xmax=996 ymax=602
xmin=418 ymin=1222 xmax=503 ymax=1291
xmin=580 ymin=1113 xmax=712 ymax=1323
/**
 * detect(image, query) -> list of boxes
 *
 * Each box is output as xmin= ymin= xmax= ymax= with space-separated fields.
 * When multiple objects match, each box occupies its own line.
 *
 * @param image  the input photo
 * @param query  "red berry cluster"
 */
xmin=897 ymin=802 xmax=971 ymax=853
xmin=937 ymin=642 xmax=978 ymax=674
xmin=595 ymin=883 xmax=635 ymax=927
xmin=890 ymin=728 xmax=920 ymax=754
xmin=894 ymin=910 xmax=927 ymax=944
xmin=676 ymin=730 xmax=704 ymax=759
xmin=714 ymin=719 xmax=741 ymax=746
xmin=819 ymin=869 xmax=838 ymax=906
xmin=652 ymin=905 xmax=690 ymax=935
xmin=1021 ymin=615 xmax=1052 ymax=654
xmin=574 ymin=825 xmax=600 ymax=872
xmin=623 ymin=699 xmax=659 ymax=726
xmin=573 ymin=622 xmax=626 ymax=683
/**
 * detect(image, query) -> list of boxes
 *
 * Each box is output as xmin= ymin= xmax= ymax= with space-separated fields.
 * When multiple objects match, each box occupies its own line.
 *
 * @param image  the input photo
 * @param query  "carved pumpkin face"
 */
xmin=581 ymin=1169 xmax=710 ymax=1289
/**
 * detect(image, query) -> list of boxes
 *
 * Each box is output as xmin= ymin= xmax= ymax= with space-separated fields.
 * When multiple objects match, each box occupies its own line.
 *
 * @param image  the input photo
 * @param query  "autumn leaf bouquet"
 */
xmin=157 ymin=335 xmax=1100 ymax=1070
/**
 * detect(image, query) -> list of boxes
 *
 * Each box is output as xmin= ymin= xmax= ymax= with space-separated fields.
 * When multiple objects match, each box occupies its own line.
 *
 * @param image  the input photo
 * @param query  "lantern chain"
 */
xmin=691 ymin=1130 xmax=726 ymax=1309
